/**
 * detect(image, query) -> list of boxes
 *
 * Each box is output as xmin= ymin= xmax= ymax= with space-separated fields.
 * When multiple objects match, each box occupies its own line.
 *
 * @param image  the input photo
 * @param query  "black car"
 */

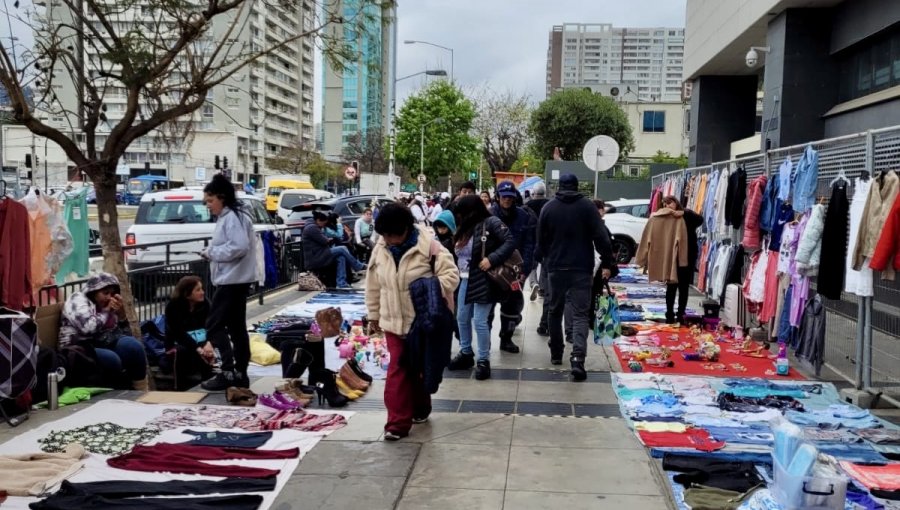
xmin=285 ymin=195 xmax=393 ymax=238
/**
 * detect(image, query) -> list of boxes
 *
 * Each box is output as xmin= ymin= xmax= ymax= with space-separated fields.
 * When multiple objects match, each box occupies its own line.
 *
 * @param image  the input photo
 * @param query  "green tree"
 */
xmin=394 ymin=80 xmax=478 ymax=185
xmin=0 ymin=0 xmax=393 ymax=331
xmin=650 ymin=150 xmax=689 ymax=168
xmin=530 ymin=89 xmax=634 ymax=161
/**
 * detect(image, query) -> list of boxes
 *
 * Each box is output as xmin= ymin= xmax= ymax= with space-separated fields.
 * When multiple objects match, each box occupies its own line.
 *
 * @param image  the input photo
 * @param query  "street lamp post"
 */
xmin=420 ymin=117 xmax=444 ymax=192
xmin=404 ymin=40 xmax=454 ymax=82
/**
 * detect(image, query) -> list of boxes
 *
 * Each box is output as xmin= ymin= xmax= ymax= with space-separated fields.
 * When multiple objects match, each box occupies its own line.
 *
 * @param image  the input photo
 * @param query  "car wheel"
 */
xmin=610 ymin=237 xmax=635 ymax=264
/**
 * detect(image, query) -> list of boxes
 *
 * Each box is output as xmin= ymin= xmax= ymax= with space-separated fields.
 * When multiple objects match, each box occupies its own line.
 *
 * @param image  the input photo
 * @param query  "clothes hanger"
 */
xmin=829 ymin=165 xmax=849 ymax=188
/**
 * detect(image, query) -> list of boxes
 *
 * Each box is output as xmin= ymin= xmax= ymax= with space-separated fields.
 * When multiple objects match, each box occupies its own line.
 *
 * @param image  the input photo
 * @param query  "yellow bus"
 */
xmin=265 ymin=179 xmax=314 ymax=213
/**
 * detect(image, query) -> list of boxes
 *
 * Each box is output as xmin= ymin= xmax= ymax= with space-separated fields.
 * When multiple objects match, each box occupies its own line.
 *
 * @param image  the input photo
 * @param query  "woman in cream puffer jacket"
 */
xmin=795 ymin=204 xmax=826 ymax=276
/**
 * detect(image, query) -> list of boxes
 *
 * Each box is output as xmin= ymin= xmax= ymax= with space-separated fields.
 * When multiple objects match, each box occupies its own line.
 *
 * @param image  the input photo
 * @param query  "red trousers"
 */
xmin=384 ymin=332 xmax=431 ymax=435
xmin=107 ymin=443 xmax=298 ymax=478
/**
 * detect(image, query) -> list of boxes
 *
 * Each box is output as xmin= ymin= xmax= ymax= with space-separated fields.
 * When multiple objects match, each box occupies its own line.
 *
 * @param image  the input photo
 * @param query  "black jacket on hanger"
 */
xmin=724 ymin=166 xmax=748 ymax=228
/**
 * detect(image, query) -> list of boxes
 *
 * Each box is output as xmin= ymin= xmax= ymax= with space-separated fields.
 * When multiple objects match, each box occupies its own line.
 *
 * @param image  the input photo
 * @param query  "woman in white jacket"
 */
xmin=200 ymin=174 xmax=258 ymax=391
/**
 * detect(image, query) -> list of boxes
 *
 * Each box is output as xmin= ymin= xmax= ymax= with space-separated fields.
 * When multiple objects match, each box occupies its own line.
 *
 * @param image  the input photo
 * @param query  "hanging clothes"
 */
xmin=57 ymin=188 xmax=91 ymax=281
xmin=636 ymin=208 xmax=689 ymax=283
xmin=713 ymin=168 xmax=731 ymax=237
xmin=742 ymin=250 xmax=766 ymax=313
xmin=819 ymin=181 xmax=850 ymax=299
xmin=759 ymin=175 xmax=782 ymax=234
xmin=796 ymin=293 xmax=826 ymax=376
xmin=702 ymin=170 xmax=720 ymax=234
xmin=792 ymin=145 xmax=819 ymax=214
xmin=768 ymin=203 xmax=795 ymax=252
xmin=724 ymin=166 xmax=747 ymax=229
xmin=0 ymin=198 xmax=34 ymax=310
xmin=870 ymin=189 xmax=900 ymax=280
xmin=846 ymin=177 xmax=874 ymax=297
xmin=741 ymin=175 xmax=767 ymax=250
xmin=777 ymin=157 xmax=793 ymax=203
xmin=795 ymin=203 xmax=825 ymax=276
xmin=853 ymin=170 xmax=899 ymax=275
xmin=19 ymin=190 xmax=72 ymax=294
xmin=758 ymin=250 xmax=781 ymax=324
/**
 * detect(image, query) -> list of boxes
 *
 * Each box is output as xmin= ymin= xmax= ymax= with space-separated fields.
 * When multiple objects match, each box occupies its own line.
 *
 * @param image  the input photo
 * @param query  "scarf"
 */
xmin=388 ymin=228 xmax=420 ymax=268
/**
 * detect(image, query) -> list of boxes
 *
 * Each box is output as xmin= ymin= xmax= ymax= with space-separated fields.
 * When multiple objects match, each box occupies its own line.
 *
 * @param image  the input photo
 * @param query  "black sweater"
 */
xmin=537 ymin=190 xmax=614 ymax=273
xmin=164 ymin=299 xmax=210 ymax=350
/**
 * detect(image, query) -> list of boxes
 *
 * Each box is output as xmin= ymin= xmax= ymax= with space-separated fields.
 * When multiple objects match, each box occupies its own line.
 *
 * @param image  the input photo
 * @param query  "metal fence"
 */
xmin=36 ymin=228 xmax=305 ymax=325
xmin=655 ymin=126 xmax=900 ymax=405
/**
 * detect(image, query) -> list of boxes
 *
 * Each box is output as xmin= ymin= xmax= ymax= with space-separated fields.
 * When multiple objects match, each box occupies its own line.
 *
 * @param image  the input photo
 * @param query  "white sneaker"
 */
xmin=529 ymin=284 xmax=541 ymax=302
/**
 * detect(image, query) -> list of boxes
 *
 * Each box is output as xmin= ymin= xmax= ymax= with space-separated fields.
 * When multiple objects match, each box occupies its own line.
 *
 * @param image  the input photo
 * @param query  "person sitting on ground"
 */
xmin=58 ymin=272 xmax=149 ymax=390
xmin=302 ymin=210 xmax=365 ymax=288
xmin=164 ymin=276 xmax=214 ymax=390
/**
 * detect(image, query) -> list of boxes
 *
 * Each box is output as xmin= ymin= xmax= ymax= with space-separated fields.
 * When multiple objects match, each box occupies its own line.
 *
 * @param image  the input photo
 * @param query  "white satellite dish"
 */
xmin=582 ymin=135 xmax=620 ymax=172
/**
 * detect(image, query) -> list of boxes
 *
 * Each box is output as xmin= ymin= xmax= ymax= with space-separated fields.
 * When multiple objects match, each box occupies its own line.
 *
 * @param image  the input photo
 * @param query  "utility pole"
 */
xmin=44 ymin=137 xmax=49 ymax=193
xmin=31 ymin=133 xmax=36 ymax=190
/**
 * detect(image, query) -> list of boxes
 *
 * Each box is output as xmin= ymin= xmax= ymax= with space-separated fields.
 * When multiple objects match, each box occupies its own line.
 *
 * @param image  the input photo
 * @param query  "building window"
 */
xmin=642 ymin=111 xmax=666 ymax=133
xmin=838 ymin=28 xmax=900 ymax=103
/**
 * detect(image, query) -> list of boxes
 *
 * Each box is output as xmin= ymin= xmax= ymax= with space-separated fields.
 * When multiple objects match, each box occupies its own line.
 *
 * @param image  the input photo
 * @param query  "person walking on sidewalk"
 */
xmin=487 ymin=181 xmax=535 ymax=354
xmin=525 ymin=182 xmax=550 ymax=308
xmin=537 ymin=174 xmax=615 ymax=381
xmin=200 ymin=174 xmax=258 ymax=391
xmin=365 ymin=203 xmax=459 ymax=440
xmin=447 ymin=195 xmax=516 ymax=380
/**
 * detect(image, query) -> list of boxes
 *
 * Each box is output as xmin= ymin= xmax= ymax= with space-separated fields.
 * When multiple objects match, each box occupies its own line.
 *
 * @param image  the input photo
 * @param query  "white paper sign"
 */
xmin=73 ymin=207 xmax=82 ymax=220
xmin=195 ymin=167 xmax=206 ymax=180
xmin=551 ymin=170 xmax=560 ymax=180
xmin=116 ymin=164 xmax=130 ymax=176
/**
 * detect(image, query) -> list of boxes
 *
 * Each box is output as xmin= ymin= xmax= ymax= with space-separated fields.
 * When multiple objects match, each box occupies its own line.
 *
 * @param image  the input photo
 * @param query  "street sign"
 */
xmin=345 ymin=166 xmax=357 ymax=180
xmin=115 ymin=164 xmax=130 ymax=176
xmin=195 ymin=167 xmax=206 ymax=180
xmin=417 ymin=173 xmax=427 ymax=184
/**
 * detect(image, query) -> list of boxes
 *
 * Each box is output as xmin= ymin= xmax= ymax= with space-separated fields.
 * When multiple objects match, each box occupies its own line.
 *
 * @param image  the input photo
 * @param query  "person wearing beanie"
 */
xmin=536 ymin=174 xmax=615 ymax=381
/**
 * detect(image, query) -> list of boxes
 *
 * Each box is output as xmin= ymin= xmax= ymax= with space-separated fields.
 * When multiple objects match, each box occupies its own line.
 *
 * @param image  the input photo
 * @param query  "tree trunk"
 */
xmin=92 ymin=170 xmax=142 ymax=340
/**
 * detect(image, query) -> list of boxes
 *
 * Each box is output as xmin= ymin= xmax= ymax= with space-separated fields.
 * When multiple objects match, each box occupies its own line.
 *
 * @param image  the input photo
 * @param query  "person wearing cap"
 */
xmin=487 ymin=180 xmax=535 ymax=354
xmin=525 ymin=182 xmax=551 ymax=310
xmin=302 ymin=210 xmax=366 ymax=288
xmin=536 ymin=174 xmax=615 ymax=381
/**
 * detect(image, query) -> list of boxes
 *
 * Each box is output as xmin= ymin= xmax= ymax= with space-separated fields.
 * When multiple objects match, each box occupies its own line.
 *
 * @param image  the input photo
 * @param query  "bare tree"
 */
xmin=0 ymin=0 xmax=393 ymax=328
xmin=342 ymin=130 xmax=386 ymax=174
xmin=268 ymin=137 xmax=319 ymax=175
xmin=471 ymin=88 xmax=532 ymax=175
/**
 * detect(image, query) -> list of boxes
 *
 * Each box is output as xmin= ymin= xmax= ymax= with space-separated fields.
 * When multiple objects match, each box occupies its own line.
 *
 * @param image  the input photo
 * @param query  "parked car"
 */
xmin=275 ymin=189 xmax=335 ymax=223
xmin=124 ymin=189 xmax=282 ymax=300
xmin=85 ymin=186 xmax=124 ymax=205
xmin=603 ymin=198 xmax=650 ymax=264
xmin=284 ymin=195 xmax=394 ymax=238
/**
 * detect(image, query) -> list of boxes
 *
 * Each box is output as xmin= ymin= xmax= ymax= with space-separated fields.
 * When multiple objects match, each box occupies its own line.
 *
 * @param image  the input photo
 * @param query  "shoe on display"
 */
xmin=570 ymin=357 xmax=587 ymax=382
xmin=201 ymin=371 xmax=235 ymax=392
xmin=258 ymin=394 xmax=296 ymax=411
xmin=447 ymin=351 xmax=475 ymax=371
xmin=474 ymin=360 xmax=491 ymax=380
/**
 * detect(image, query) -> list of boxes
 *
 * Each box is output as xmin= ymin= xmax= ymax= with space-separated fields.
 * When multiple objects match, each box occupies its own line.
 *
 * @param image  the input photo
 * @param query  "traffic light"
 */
xmin=25 ymin=154 xmax=32 ymax=168
xmin=223 ymin=157 xmax=229 ymax=169
xmin=214 ymin=155 xmax=221 ymax=169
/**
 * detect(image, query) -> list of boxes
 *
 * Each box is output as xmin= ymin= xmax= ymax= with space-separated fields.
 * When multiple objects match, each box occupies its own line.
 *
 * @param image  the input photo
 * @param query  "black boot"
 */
xmin=499 ymin=335 xmax=520 ymax=354
xmin=536 ymin=325 xmax=549 ymax=336
xmin=448 ymin=351 xmax=475 ymax=371
xmin=548 ymin=340 xmax=563 ymax=365
xmin=314 ymin=369 xmax=349 ymax=408
xmin=570 ymin=356 xmax=587 ymax=382
xmin=475 ymin=360 xmax=491 ymax=380
xmin=665 ymin=312 xmax=676 ymax=325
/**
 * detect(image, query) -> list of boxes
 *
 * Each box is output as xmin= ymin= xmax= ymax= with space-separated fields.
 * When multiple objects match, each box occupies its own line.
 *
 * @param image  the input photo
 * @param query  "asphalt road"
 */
xmin=88 ymin=205 xmax=135 ymax=242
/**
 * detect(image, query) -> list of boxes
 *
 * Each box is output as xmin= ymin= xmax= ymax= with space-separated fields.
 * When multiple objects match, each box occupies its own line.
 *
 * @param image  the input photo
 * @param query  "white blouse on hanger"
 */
xmin=845 ymin=178 xmax=874 ymax=297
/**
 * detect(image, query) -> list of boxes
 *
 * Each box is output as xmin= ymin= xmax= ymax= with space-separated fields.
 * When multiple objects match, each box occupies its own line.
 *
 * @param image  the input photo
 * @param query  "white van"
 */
xmin=276 ymin=188 xmax=334 ymax=222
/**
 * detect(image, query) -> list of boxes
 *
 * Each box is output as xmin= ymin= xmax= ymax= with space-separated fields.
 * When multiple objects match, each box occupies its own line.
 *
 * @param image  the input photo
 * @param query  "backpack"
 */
xmin=0 ymin=308 xmax=38 ymax=426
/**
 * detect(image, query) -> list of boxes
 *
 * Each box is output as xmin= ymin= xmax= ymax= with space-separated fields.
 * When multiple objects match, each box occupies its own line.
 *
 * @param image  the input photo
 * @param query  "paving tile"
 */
xmin=274 ymin=474 xmax=404 ymax=510
xmin=516 ymin=401 xmax=573 ymax=416
xmin=574 ymin=403 xmax=623 ymax=418
xmin=487 ymin=368 xmax=520 ymax=380
xmin=402 ymin=413 xmax=509 ymax=444
xmin=430 ymin=415 xmax=514 ymax=446
xmin=296 ymin=440 xmax=419 ymax=477
xmin=397 ymin=487 xmax=504 ymax=510
xmin=520 ymin=369 xmax=610 ymax=383
xmin=507 ymin=446 xmax=661 ymax=495
xmin=515 ymin=381 xmax=618 ymax=404
xmin=503 ymin=491 xmax=669 ymax=510
xmin=431 ymin=399 xmax=461 ymax=412
xmin=432 ymin=379 xmax=519 ymax=401
xmin=459 ymin=400 xmax=516 ymax=414
xmin=321 ymin=411 xmax=387 ymax=442
xmin=512 ymin=415 xmax=641 ymax=449
xmin=407 ymin=443 xmax=510 ymax=490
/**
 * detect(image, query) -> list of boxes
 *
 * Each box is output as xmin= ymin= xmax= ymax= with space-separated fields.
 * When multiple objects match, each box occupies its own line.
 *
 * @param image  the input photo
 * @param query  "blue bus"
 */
xmin=123 ymin=175 xmax=184 ymax=205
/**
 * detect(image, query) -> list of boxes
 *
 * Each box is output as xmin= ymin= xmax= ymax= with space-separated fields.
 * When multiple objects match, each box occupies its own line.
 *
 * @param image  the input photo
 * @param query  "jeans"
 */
xmin=548 ymin=270 xmax=592 ymax=359
xmin=331 ymin=246 xmax=364 ymax=287
xmin=456 ymin=279 xmax=493 ymax=361
xmin=206 ymin=283 xmax=251 ymax=374
xmin=94 ymin=336 xmax=147 ymax=386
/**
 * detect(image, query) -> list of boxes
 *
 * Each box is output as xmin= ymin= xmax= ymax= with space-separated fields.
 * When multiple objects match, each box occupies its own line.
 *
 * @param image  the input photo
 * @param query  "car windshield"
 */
xmin=281 ymin=194 xmax=317 ymax=209
xmin=137 ymin=200 xmax=212 ymax=224
xmin=126 ymin=180 xmax=149 ymax=194
xmin=268 ymin=187 xmax=284 ymax=196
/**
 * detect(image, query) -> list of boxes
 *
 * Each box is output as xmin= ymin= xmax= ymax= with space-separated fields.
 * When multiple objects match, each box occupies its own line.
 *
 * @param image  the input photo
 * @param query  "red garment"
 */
xmin=0 ymin=200 xmax=33 ymax=310
xmin=870 ymin=194 xmax=900 ymax=278
xmin=758 ymin=251 xmax=780 ymax=323
xmin=637 ymin=429 xmax=725 ymax=452
xmin=840 ymin=461 xmax=900 ymax=490
xmin=384 ymin=332 xmax=431 ymax=436
xmin=696 ymin=242 xmax=711 ymax=293
xmin=107 ymin=443 xmax=299 ymax=479
xmin=742 ymin=176 xmax=768 ymax=251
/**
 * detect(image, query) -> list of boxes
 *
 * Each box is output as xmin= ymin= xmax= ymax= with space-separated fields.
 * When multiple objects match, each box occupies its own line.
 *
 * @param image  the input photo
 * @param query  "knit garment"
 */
xmin=107 ymin=443 xmax=299 ymax=479
xmin=0 ymin=444 xmax=85 ymax=496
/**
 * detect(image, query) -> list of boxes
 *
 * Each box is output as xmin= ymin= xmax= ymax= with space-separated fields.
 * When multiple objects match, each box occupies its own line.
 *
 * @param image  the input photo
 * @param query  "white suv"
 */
xmin=125 ymin=189 xmax=280 ymax=299
xmin=603 ymin=198 xmax=650 ymax=264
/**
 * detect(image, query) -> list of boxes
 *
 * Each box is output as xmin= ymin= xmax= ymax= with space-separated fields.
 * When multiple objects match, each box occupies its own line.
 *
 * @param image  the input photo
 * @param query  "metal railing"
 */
xmin=656 ymin=125 xmax=900 ymax=405
xmin=38 ymin=227 xmax=305 ymax=325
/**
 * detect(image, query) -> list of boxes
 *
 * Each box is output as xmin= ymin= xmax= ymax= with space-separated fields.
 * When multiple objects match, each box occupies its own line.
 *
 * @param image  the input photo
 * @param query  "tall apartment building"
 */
xmin=31 ymin=0 xmax=316 ymax=183
xmin=321 ymin=0 xmax=395 ymax=161
xmin=546 ymin=23 xmax=685 ymax=101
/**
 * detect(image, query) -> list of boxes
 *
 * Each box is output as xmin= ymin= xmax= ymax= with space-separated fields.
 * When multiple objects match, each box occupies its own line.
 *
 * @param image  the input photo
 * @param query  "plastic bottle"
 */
xmin=776 ymin=342 xmax=790 ymax=376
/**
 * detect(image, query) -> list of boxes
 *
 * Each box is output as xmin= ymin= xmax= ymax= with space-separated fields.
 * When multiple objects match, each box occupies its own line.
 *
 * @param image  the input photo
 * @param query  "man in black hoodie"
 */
xmin=537 ymin=174 xmax=614 ymax=381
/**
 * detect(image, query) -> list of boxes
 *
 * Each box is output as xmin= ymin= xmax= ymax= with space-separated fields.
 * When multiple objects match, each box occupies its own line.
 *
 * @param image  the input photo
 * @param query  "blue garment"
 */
xmin=703 ymin=170 xmax=720 ymax=234
xmin=768 ymin=204 xmax=795 ymax=252
xmin=759 ymin=177 xmax=781 ymax=233
xmin=777 ymin=158 xmax=793 ymax=202
xmin=261 ymin=231 xmax=278 ymax=288
xmin=641 ymin=394 xmax=680 ymax=407
xmin=617 ymin=388 xmax=668 ymax=400
xmin=95 ymin=336 xmax=148 ymax=383
xmin=184 ymin=430 xmax=272 ymax=448
xmin=792 ymin=145 xmax=819 ymax=214
xmin=815 ymin=442 xmax=888 ymax=463
xmin=387 ymin=227 xmax=419 ymax=266
xmin=330 ymin=246 xmax=363 ymax=287
xmin=456 ymin=278 xmax=492 ymax=361
xmin=778 ymin=285 xmax=794 ymax=345
xmin=704 ymin=426 xmax=774 ymax=445
xmin=784 ymin=405 xmax=881 ymax=429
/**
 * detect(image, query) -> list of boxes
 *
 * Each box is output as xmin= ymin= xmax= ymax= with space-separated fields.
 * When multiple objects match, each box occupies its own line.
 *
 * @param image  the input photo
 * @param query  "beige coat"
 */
xmin=365 ymin=225 xmax=460 ymax=336
xmin=853 ymin=171 xmax=900 ymax=279
xmin=0 ymin=444 xmax=85 ymax=496
xmin=636 ymin=208 xmax=689 ymax=283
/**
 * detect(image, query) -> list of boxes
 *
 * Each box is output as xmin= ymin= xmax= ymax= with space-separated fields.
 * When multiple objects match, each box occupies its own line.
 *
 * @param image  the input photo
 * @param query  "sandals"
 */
xmin=226 ymin=387 xmax=258 ymax=407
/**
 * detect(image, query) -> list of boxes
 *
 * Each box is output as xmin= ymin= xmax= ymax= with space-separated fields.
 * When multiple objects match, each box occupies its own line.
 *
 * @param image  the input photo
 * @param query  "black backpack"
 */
xmin=0 ymin=308 xmax=38 ymax=426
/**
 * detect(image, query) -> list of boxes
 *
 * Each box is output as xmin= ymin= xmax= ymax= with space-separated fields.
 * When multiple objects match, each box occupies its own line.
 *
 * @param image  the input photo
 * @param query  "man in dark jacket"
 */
xmin=537 ymin=174 xmax=614 ymax=381
xmin=487 ymin=181 xmax=535 ymax=353
xmin=302 ymin=211 xmax=364 ymax=288
xmin=447 ymin=181 xmax=476 ymax=215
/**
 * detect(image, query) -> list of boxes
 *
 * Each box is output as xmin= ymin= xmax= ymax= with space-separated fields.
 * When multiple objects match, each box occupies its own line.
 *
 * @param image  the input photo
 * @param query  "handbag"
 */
xmin=593 ymin=281 xmax=621 ymax=345
xmin=480 ymin=224 xmax=523 ymax=292
xmin=297 ymin=272 xmax=326 ymax=291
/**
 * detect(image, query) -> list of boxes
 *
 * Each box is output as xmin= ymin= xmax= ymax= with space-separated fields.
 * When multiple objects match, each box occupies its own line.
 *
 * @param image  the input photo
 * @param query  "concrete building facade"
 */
xmin=546 ymin=23 xmax=685 ymax=101
xmin=30 ymin=0 xmax=316 ymax=181
xmin=621 ymin=101 xmax=690 ymax=169
xmin=685 ymin=0 xmax=900 ymax=165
